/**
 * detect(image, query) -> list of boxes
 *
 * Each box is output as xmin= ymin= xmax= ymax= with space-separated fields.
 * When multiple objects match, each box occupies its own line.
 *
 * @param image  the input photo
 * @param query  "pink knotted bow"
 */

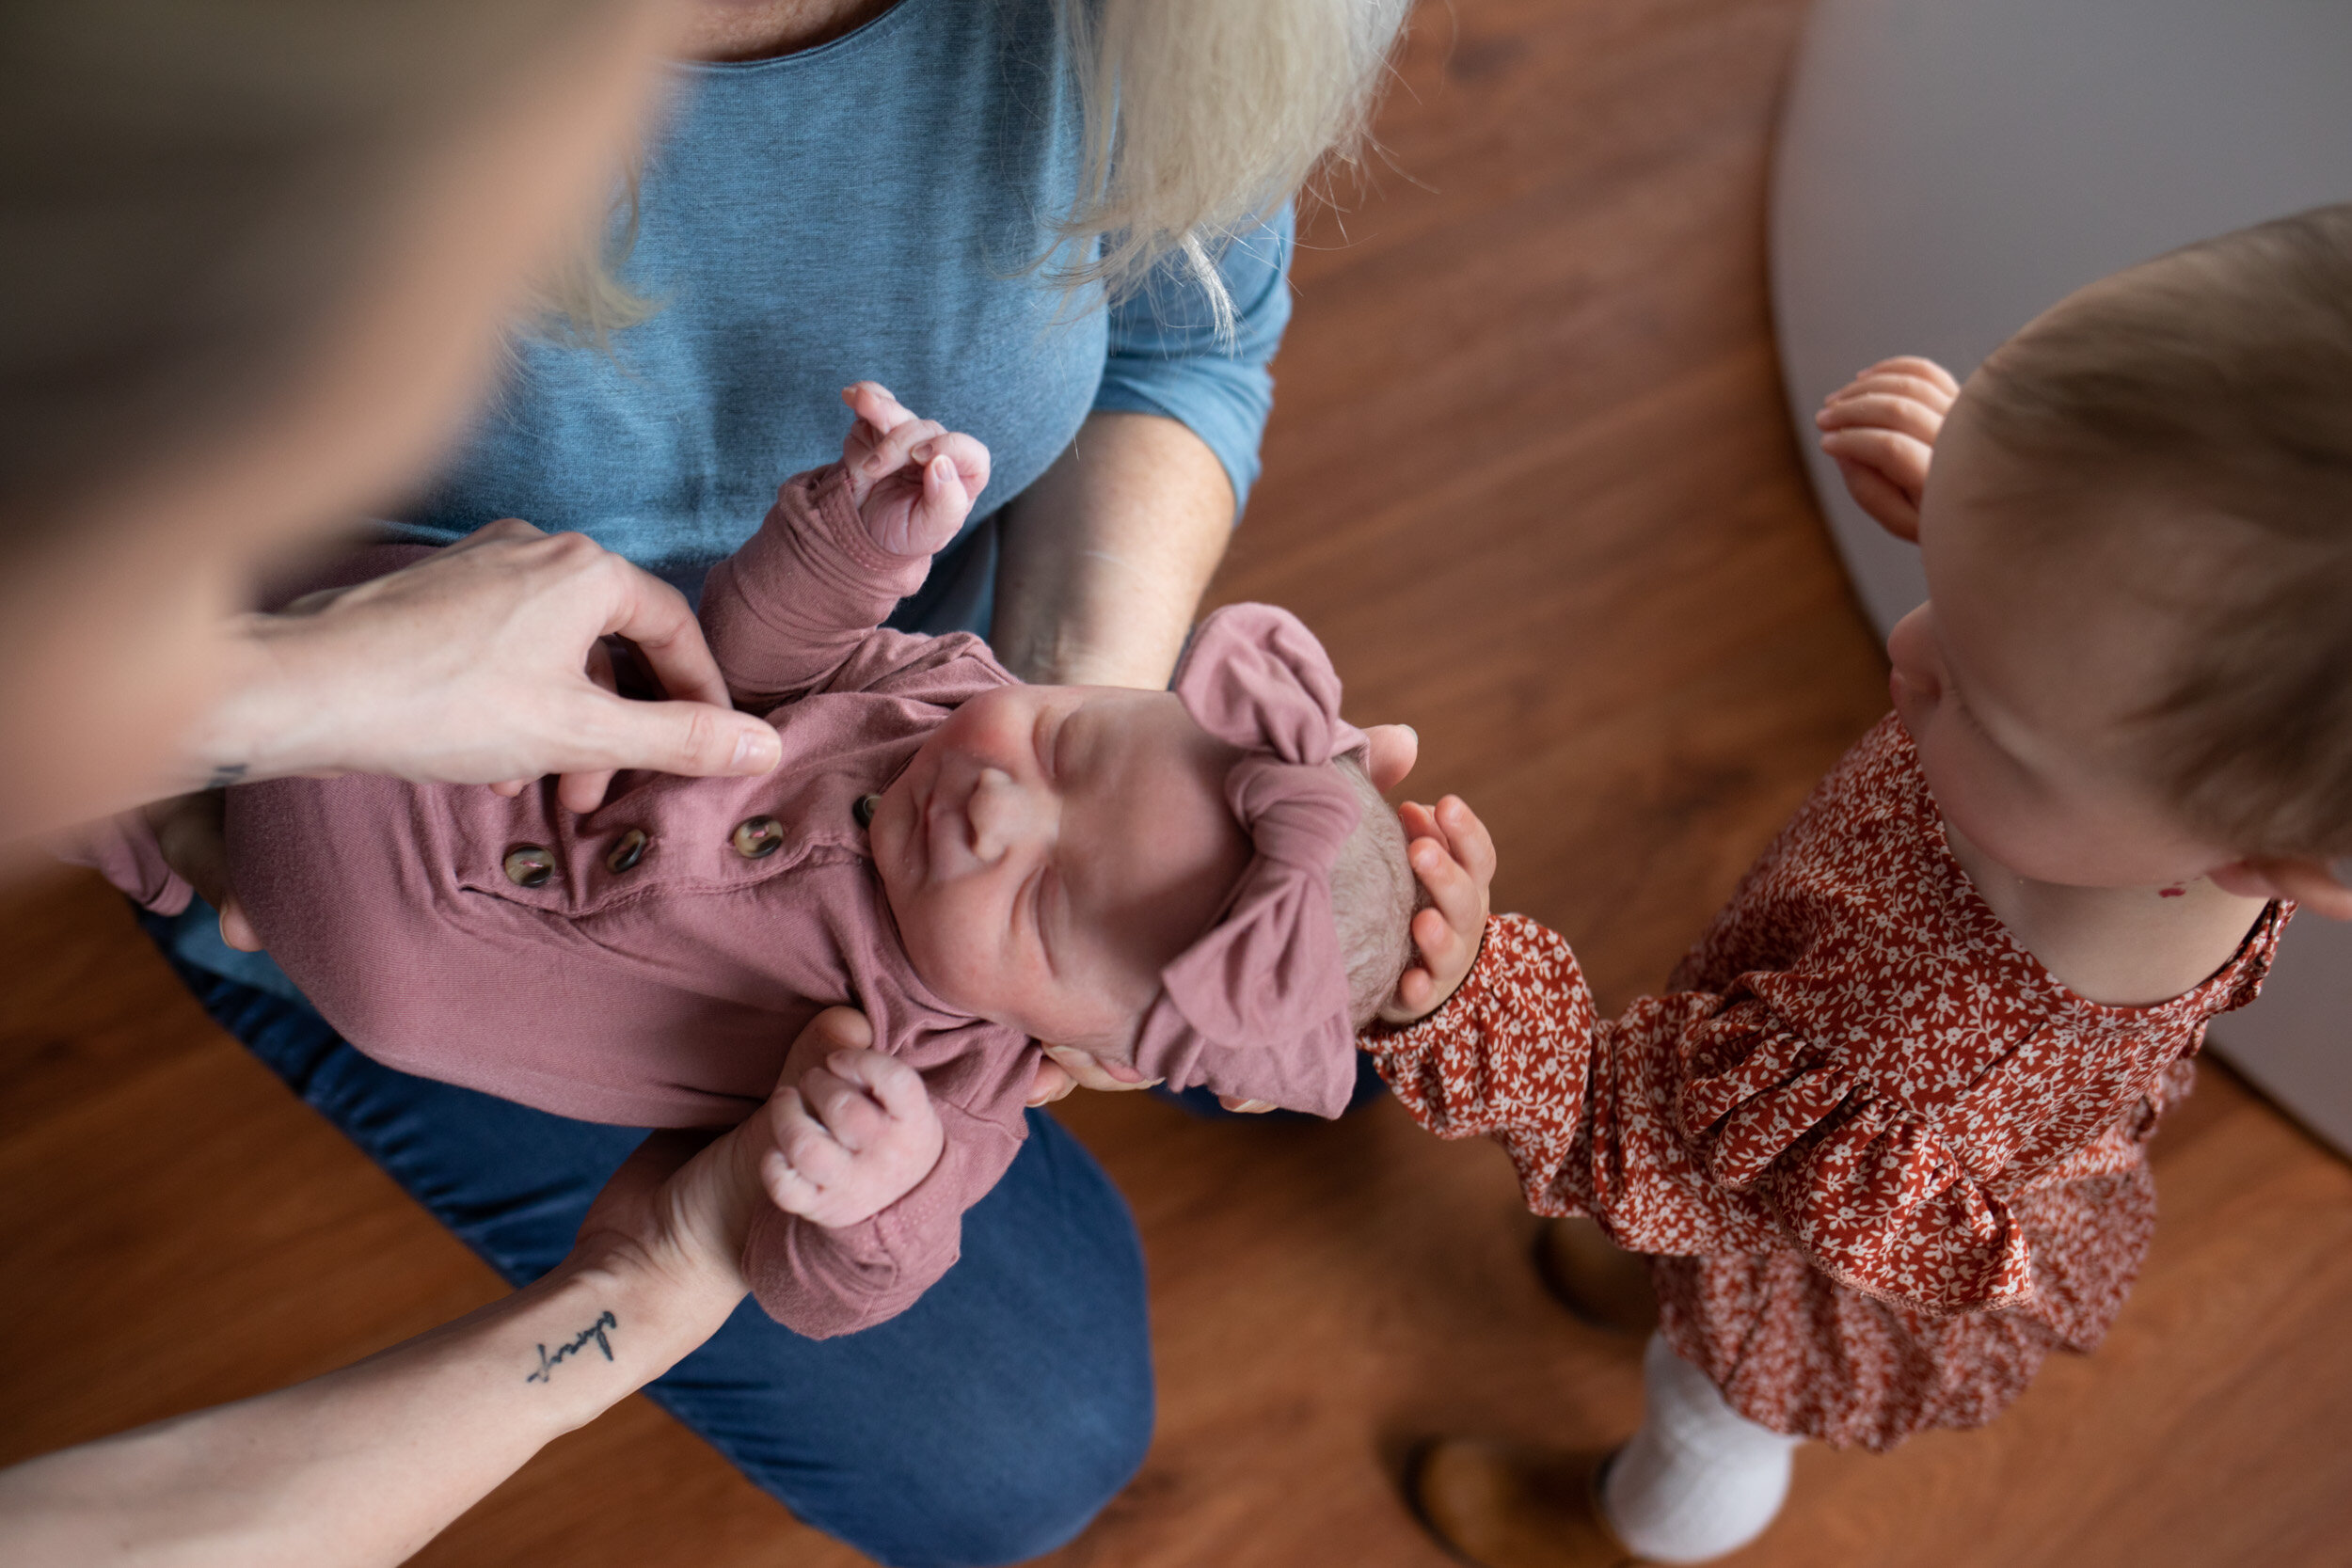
xmin=1128 ymin=604 xmax=1369 ymax=1117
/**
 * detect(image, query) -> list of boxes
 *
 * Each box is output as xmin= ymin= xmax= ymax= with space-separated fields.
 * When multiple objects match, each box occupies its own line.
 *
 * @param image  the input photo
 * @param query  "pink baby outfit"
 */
xmin=79 ymin=464 xmax=1362 ymax=1338
xmin=1363 ymin=715 xmax=2288 ymax=1449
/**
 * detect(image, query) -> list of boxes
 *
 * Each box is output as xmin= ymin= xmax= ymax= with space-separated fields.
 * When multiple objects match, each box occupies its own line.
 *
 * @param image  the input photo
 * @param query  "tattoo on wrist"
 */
xmin=524 ymin=1309 xmax=618 ymax=1384
xmin=204 ymin=763 xmax=248 ymax=790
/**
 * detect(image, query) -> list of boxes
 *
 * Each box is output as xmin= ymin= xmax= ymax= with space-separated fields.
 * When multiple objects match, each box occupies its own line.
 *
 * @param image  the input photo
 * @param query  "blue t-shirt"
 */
xmin=170 ymin=0 xmax=1294 ymax=993
xmin=396 ymin=0 xmax=1294 ymax=604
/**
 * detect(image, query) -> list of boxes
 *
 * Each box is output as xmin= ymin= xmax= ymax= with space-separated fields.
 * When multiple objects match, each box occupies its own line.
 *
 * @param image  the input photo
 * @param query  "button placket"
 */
xmin=502 ymin=846 xmax=554 ymax=888
xmin=731 ymin=816 xmax=784 ymax=860
xmin=605 ymin=829 xmax=649 ymax=874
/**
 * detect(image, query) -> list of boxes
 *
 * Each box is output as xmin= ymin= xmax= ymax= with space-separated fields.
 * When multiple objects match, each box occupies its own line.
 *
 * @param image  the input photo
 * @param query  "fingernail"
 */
xmin=1399 ymin=724 xmax=1418 ymax=746
xmin=732 ymin=726 xmax=781 ymax=772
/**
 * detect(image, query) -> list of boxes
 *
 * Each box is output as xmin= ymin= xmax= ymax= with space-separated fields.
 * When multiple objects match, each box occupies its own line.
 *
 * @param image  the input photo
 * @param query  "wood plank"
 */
xmin=6 ymin=1 xmax=2347 ymax=1564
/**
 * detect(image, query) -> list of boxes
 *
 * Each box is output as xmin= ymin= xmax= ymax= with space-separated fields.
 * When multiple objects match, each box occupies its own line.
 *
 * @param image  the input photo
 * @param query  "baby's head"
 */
xmin=1891 ymin=202 xmax=2352 ymax=898
xmin=868 ymin=604 xmax=1411 ymax=1117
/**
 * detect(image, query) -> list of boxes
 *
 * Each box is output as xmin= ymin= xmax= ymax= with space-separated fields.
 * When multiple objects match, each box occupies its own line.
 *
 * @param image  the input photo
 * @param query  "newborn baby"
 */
xmin=94 ymin=388 xmax=1413 ymax=1337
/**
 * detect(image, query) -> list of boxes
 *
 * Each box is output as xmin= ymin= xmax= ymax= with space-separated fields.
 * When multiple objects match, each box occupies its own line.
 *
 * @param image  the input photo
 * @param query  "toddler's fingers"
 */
xmin=1411 ymin=904 xmax=1468 ymax=976
xmin=1216 ymin=1095 xmax=1277 ymax=1114
xmin=796 ymin=1064 xmax=888 ymax=1153
xmin=829 ymin=1048 xmax=933 ymax=1123
xmin=1856 ymin=356 xmax=1960 ymax=398
xmin=1821 ymin=369 xmax=1958 ymax=419
xmin=1830 ymin=455 xmax=1923 ymax=541
xmin=1407 ymin=837 xmax=1476 ymax=931
xmin=1434 ymin=796 xmax=1496 ymax=888
xmin=1397 ymin=799 xmax=1440 ymax=844
xmin=1820 ymin=426 xmax=1932 ymax=493
xmin=1814 ymin=390 xmax=1946 ymax=446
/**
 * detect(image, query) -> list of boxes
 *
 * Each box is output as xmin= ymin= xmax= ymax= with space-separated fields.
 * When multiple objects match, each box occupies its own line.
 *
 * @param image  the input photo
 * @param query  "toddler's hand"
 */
xmin=1380 ymin=795 xmax=1495 ymax=1025
xmin=760 ymin=1046 xmax=945 ymax=1229
xmin=1815 ymin=356 xmax=1960 ymax=542
xmin=837 ymin=381 xmax=992 ymax=558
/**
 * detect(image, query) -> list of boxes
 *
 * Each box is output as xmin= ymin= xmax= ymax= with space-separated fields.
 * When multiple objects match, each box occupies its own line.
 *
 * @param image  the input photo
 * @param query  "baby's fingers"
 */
xmin=768 ymin=1088 xmax=853 ymax=1193
xmin=796 ymin=1063 xmax=890 ymax=1153
xmin=1855 ymin=356 xmax=1960 ymax=398
xmin=841 ymin=381 xmax=916 ymax=436
xmin=824 ymin=1047 xmax=933 ymax=1124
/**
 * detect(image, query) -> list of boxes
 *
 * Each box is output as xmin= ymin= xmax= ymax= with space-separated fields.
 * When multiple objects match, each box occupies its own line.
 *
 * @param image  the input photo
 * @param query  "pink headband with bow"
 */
xmin=1128 ymin=603 xmax=1367 ymax=1119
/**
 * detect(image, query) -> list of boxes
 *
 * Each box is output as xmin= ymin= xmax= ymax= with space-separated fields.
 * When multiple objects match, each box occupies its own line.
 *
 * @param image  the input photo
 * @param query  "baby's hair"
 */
xmin=1966 ymin=201 xmax=2352 ymax=860
xmin=1329 ymin=754 xmax=1416 ymax=1029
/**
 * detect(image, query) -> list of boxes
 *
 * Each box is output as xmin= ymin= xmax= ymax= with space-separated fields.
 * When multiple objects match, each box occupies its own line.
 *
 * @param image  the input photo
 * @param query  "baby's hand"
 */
xmin=1814 ymin=356 xmax=1960 ymax=542
xmin=837 ymin=382 xmax=992 ymax=557
xmin=760 ymin=1046 xmax=945 ymax=1229
xmin=1379 ymin=795 xmax=1495 ymax=1025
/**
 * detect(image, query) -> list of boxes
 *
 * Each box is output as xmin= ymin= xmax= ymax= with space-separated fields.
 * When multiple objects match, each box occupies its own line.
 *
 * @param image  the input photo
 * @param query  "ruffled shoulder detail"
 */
xmin=1670 ymin=1002 xmax=2036 ymax=1316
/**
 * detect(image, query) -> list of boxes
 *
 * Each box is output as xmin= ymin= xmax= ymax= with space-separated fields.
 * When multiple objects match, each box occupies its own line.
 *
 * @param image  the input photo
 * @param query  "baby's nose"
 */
xmin=966 ymin=767 xmax=1048 ymax=862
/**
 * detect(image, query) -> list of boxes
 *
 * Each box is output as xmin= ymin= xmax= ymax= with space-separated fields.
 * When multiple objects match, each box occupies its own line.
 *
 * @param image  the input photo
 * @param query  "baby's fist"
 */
xmin=760 ymin=1046 xmax=945 ymax=1229
xmin=837 ymin=381 xmax=992 ymax=558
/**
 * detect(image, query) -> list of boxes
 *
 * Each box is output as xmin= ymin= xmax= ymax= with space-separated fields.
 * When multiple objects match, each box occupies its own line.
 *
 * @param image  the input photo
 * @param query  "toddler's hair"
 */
xmin=1329 ymin=755 xmax=1416 ymax=1028
xmin=1967 ymin=201 xmax=2352 ymax=859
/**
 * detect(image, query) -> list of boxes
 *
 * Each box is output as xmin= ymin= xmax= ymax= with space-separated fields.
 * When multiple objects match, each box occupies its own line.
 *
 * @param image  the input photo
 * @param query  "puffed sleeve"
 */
xmin=1090 ymin=204 xmax=1295 ymax=519
xmin=699 ymin=463 xmax=935 ymax=709
xmin=1362 ymin=913 xmax=2039 ymax=1318
xmin=739 ymin=1096 xmax=1026 ymax=1338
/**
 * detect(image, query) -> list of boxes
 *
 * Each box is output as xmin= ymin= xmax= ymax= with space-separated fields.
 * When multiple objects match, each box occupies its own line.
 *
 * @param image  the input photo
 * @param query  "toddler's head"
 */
xmin=868 ymin=604 xmax=1412 ymax=1116
xmin=1885 ymin=203 xmax=2352 ymax=898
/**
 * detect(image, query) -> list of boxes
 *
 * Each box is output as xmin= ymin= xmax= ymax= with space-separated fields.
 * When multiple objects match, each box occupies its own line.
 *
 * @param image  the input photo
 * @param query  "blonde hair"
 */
xmin=1967 ymin=203 xmax=2352 ymax=859
xmin=548 ymin=0 xmax=1410 ymax=342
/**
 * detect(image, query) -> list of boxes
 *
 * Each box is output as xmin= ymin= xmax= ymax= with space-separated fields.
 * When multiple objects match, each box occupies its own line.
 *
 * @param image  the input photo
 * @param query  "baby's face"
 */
xmin=868 ymin=683 xmax=1251 ymax=1055
xmin=1896 ymin=389 xmax=2236 ymax=888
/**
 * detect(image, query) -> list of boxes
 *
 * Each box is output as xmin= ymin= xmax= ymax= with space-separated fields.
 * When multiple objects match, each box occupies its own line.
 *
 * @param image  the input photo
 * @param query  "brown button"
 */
xmin=605 ymin=829 xmax=648 ymax=874
xmin=853 ymin=794 xmax=881 ymax=828
xmin=502 ymin=845 xmax=554 ymax=888
xmin=731 ymin=816 xmax=784 ymax=859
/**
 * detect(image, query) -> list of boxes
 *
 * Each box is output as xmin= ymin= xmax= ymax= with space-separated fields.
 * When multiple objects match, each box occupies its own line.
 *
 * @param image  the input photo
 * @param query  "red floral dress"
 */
xmin=1363 ymin=716 xmax=2287 ymax=1449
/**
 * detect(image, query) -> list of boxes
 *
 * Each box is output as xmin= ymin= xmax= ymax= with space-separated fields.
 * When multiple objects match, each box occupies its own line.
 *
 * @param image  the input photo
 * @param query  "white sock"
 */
xmin=1598 ymin=1333 xmax=1803 ymax=1563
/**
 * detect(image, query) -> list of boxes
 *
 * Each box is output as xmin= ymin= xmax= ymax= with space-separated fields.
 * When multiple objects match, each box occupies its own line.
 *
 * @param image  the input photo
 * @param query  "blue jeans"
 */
xmin=150 ymin=924 xmax=1153 ymax=1568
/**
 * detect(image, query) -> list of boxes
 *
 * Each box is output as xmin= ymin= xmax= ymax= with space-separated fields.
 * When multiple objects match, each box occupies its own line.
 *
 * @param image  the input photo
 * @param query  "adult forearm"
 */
xmin=992 ymin=412 xmax=1235 ymax=689
xmin=0 ymin=1251 xmax=739 ymax=1568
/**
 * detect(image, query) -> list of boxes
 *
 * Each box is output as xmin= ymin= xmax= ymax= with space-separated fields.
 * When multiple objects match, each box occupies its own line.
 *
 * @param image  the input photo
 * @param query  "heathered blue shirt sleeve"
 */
xmin=1089 ymin=202 xmax=1295 ymax=519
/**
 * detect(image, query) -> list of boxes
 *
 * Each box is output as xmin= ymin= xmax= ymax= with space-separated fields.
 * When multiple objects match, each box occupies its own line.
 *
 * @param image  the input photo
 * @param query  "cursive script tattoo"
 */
xmin=524 ymin=1309 xmax=619 ymax=1385
xmin=204 ymin=763 xmax=248 ymax=790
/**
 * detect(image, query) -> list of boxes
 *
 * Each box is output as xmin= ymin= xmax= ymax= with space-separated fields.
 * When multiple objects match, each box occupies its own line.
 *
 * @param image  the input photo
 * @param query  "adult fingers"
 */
xmin=592 ymin=554 xmax=735 ymax=714
xmin=556 ymin=768 xmax=619 ymax=813
xmin=1364 ymin=724 xmax=1418 ymax=793
xmin=560 ymin=687 xmax=781 ymax=784
xmin=1216 ymin=1095 xmax=1277 ymax=1114
xmin=1025 ymin=1056 xmax=1078 ymax=1107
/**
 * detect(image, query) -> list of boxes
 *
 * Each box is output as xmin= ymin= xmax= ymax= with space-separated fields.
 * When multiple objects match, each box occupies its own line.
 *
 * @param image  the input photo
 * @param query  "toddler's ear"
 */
xmin=1365 ymin=723 xmax=1417 ymax=793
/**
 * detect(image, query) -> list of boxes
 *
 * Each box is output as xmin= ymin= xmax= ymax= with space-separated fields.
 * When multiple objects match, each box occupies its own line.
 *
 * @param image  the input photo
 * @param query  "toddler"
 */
xmin=83 ymin=386 xmax=1416 ymax=1338
xmin=1372 ymin=205 xmax=2352 ymax=1565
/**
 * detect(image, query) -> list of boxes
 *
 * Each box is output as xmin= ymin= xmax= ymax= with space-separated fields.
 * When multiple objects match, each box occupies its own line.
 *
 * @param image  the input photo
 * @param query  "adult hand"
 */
xmin=194 ymin=521 xmax=783 ymax=812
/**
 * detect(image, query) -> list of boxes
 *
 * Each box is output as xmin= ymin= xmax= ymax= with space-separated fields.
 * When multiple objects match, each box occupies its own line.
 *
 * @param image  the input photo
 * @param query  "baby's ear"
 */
xmin=1364 ymin=724 xmax=1418 ymax=793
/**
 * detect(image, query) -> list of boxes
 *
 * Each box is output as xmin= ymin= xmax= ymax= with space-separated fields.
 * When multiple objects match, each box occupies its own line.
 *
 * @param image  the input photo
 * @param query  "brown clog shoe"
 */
xmin=1407 ymin=1438 xmax=1645 ymax=1568
xmin=1533 ymin=1217 xmax=1660 ymax=1337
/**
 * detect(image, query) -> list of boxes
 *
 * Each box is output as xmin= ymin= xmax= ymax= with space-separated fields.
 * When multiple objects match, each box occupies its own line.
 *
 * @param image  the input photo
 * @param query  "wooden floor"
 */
xmin=7 ymin=1 xmax=2350 ymax=1563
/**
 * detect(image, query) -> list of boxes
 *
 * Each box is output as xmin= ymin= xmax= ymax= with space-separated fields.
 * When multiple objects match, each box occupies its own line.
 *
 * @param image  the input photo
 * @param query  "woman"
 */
xmin=139 ymin=2 xmax=1412 ymax=1562
xmin=0 ymin=0 xmax=874 ymax=1560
